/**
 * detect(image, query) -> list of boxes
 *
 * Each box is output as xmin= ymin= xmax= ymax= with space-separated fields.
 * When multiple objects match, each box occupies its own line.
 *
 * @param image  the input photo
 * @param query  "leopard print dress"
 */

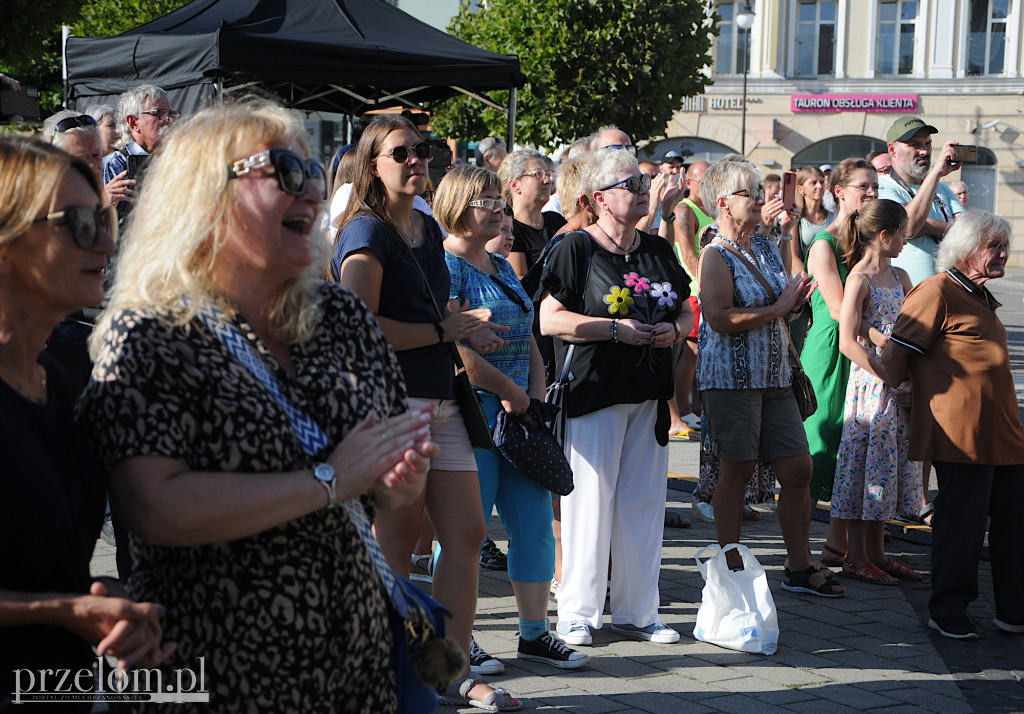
xmin=77 ymin=284 xmax=405 ymax=713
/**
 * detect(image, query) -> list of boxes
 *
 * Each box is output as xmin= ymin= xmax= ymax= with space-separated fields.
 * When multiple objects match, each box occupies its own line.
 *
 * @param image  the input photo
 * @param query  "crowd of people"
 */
xmin=1 ymin=84 xmax=1022 ymax=714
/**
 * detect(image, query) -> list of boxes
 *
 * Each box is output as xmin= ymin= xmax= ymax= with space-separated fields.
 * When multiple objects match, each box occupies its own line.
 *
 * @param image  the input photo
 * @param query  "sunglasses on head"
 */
xmin=377 ymin=142 xmax=432 ymax=163
xmin=228 ymin=149 xmax=327 ymax=200
xmin=600 ymin=173 xmax=652 ymax=194
xmin=33 ymin=204 xmax=117 ymax=250
xmin=51 ymin=114 xmax=97 ymax=138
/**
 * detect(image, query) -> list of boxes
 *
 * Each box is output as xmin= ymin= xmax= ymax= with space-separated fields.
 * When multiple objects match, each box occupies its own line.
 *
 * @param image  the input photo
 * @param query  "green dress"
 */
xmin=802 ymin=231 xmax=851 ymax=501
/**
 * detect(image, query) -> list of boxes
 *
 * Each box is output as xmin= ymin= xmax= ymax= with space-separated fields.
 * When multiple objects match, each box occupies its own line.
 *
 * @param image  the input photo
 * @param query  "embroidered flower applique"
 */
xmin=649 ymin=282 xmax=677 ymax=309
xmin=623 ymin=272 xmax=651 ymax=292
xmin=604 ymin=286 xmax=634 ymax=316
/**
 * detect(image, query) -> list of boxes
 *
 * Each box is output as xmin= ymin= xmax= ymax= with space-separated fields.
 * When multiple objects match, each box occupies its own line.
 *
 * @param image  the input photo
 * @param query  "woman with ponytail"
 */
xmin=832 ymin=199 xmax=922 ymax=585
xmin=800 ymin=158 xmax=891 ymax=570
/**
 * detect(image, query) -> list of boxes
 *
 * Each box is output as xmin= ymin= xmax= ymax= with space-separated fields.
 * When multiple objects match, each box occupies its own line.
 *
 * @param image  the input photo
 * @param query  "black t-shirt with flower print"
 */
xmin=541 ymin=230 xmax=688 ymax=420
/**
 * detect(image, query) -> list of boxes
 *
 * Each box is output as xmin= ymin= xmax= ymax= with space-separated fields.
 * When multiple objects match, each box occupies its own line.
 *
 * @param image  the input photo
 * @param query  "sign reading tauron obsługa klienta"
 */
xmin=791 ymin=94 xmax=918 ymax=113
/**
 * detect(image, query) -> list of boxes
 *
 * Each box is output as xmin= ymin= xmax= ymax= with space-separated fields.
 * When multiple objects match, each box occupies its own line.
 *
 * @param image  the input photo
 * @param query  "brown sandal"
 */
xmin=842 ymin=560 xmax=898 ymax=585
xmin=820 ymin=543 xmax=846 ymax=568
xmin=880 ymin=558 xmax=922 ymax=581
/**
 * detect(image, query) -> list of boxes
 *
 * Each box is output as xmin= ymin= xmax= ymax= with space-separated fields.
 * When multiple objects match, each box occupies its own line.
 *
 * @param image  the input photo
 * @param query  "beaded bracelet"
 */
xmin=610 ymin=319 xmax=619 ymax=343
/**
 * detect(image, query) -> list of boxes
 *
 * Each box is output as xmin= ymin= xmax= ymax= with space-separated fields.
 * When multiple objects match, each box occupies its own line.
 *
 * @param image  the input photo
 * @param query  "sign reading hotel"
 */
xmin=791 ymin=94 xmax=918 ymax=113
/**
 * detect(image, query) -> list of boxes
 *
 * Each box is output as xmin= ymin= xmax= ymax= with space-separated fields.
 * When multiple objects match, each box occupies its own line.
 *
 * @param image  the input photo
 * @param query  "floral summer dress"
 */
xmin=831 ymin=270 xmax=922 ymax=521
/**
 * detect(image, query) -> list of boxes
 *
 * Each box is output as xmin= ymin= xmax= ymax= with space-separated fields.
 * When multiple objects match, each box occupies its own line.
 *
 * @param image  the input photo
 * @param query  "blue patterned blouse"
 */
xmin=697 ymin=235 xmax=792 ymax=391
xmin=446 ymin=251 xmax=534 ymax=391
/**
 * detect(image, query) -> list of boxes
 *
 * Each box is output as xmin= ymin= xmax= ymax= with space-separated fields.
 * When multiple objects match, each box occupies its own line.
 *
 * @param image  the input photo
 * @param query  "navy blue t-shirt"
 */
xmin=333 ymin=211 xmax=455 ymax=400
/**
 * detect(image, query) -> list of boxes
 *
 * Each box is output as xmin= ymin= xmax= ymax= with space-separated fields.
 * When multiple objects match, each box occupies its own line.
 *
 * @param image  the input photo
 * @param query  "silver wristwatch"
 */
xmin=312 ymin=463 xmax=337 ymax=508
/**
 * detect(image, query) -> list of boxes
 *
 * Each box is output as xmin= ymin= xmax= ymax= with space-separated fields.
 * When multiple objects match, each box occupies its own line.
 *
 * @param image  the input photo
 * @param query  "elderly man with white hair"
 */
xmin=475 ymin=136 xmax=508 ymax=172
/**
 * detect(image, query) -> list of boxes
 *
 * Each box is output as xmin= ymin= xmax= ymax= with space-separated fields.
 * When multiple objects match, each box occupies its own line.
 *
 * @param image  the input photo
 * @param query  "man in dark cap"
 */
xmin=878 ymin=115 xmax=965 ymax=286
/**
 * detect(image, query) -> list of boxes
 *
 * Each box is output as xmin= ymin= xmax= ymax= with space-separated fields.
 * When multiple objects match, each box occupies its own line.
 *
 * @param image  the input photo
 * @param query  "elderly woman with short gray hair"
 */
xmin=45 ymin=110 xmax=134 ymax=211
xmin=540 ymin=149 xmax=692 ymax=647
xmin=882 ymin=209 xmax=1024 ymax=640
xmin=696 ymin=155 xmax=844 ymax=597
xmin=499 ymin=148 xmax=565 ymax=279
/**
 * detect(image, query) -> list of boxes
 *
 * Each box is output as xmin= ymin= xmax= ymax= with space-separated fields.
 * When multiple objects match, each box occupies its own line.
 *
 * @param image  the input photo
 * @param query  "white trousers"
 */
xmin=557 ymin=400 xmax=669 ymax=629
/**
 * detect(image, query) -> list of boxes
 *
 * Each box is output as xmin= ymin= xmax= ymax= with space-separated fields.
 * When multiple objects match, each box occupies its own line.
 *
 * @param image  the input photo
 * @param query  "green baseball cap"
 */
xmin=887 ymin=115 xmax=939 ymax=144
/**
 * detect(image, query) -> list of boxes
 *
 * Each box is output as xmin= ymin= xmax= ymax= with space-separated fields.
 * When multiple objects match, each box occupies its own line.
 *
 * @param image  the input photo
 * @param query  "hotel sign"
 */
xmin=791 ymin=94 xmax=918 ymax=113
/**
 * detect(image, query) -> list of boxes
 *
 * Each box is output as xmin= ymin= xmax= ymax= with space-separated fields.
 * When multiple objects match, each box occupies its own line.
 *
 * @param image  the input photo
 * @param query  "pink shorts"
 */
xmin=408 ymin=397 xmax=478 ymax=472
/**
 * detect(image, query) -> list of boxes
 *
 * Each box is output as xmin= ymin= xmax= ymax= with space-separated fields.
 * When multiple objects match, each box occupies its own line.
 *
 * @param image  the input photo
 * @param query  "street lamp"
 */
xmin=736 ymin=1 xmax=755 ymax=156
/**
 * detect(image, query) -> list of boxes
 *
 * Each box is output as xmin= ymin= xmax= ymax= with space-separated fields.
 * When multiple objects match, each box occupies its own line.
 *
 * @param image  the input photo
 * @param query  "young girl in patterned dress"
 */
xmin=832 ymin=199 xmax=923 ymax=585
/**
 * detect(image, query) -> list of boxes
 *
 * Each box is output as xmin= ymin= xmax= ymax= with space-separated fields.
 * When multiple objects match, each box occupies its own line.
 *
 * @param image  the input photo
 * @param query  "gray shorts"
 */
xmin=701 ymin=387 xmax=809 ymax=462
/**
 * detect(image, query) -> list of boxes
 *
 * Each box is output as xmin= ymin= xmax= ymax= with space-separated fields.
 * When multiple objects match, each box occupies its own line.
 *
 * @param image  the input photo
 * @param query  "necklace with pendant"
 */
xmin=594 ymin=222 xmax=639 ymax=262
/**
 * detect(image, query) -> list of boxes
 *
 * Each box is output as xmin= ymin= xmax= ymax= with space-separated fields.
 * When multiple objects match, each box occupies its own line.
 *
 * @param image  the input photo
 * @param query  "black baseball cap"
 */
xmin=887 ymin=116 xmax=938 ymax=144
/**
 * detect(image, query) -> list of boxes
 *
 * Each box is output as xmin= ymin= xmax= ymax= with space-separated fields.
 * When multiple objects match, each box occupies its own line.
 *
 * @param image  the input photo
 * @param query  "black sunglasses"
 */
xmin=489 ymin=274 xmax=530 ymax=313
xmin=377 ymin=142 xmax=432 ymax=163
xmin=600 ymin=173 xmax=652 ymax=194
xmin=33 ymin=204 xmax=117 ymax=250
xmin=228 ymin=149 xmax=327 ymax=200
xmin=51 ymin=114 xmax=97 ymax=138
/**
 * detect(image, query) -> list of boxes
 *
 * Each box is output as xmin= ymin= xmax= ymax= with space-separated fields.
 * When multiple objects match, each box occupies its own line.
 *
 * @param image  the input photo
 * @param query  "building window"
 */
xmin=796 ymin=0 xmax=837 ymax=76
xmin=715 ymin=2 xmax=752 ymax=76
xmin=876 ymin=0 xmax=917 ymax=75
xmin=967 ymin=0 xmax=1009 ymax=75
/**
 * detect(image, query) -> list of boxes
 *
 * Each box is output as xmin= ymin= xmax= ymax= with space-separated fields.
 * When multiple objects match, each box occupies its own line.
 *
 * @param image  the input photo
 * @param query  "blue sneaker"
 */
xmin=609 ymin=621 xmax=680 ymax=643
xmin=555 ymin=619 xmax=592 ymax=646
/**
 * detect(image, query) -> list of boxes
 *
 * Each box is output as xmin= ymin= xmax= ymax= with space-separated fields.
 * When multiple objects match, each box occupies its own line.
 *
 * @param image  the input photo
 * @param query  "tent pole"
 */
xmin=506 ymin=87 xmax=516 ymax=148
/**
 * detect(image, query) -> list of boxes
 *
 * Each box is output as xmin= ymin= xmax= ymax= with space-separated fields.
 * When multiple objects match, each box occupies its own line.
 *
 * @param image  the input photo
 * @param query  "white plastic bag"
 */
xmin=693 ymin=543 xmax=779 ymax=655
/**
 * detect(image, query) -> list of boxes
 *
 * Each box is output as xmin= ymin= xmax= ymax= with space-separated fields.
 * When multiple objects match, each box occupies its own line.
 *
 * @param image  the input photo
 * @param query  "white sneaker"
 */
xmin=609 ymin=621 xmax=680 ymax=644
xmin=691 ymin=500 xmax=715 ymax=523
xmin=555 ymin=619 xmax=592 ymax=646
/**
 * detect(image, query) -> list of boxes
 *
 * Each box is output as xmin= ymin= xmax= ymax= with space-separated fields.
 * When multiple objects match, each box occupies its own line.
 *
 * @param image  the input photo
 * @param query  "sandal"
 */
xmin=820 ymin=543 xmax=846 ymax=568
xmin=742 ymin=504 xmax=761 ymax=521
xmin=841 ymin=560 xmax=899 ymax=585
xmin=781 ymin=565 xmax=845 ymax=598
xmin=479 ymin=539 xmax=508 ymax=571
xmin=880 ymin=557 xmax=923 ymax=581
xmin=439 ymin=676 xmax=522 ymax=712
xmin=549 ymin=577 xmax=560 ymax=600
xmin=664 ymin=510 xmax=691 ymax=528
xmin=410 ymin=547 xmax=436 ymax=583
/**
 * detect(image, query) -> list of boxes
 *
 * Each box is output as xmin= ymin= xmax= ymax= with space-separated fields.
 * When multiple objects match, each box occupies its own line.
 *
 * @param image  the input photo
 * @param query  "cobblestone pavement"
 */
xmin=89 ymin=269 xmax=1024 ymax=712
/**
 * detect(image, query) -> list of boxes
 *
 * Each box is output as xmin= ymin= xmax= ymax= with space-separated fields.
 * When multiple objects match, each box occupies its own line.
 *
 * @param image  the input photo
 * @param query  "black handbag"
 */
xmin=493 ymin=399 xmax=574 ymax=496
xmin=406 ymin=243 xmax=495 ymax=450
xmin=713 ymin=238 xmax=818 ymax=421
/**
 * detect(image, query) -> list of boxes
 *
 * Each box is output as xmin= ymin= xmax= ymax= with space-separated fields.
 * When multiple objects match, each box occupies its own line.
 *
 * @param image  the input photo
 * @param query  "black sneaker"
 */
xmin=468 ymin=638 xmax=504 ymax=675
xmin=928 ymin=616 xmax=980 ymax=640
xmin=517 ymin=631 xmax=589 ymax=669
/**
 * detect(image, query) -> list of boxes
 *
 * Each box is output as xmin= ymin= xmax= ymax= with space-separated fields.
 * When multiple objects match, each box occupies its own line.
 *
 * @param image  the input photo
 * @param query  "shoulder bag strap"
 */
xmin=713 ymin=239 xmax=803 ymax=365
xmin=192 ymin=302 xmax=400 ymax=605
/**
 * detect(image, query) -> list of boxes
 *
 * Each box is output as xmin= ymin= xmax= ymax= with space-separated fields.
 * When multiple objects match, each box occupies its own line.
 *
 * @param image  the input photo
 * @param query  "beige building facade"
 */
xmin=646 ymin=0 xmax=1024 ymax=264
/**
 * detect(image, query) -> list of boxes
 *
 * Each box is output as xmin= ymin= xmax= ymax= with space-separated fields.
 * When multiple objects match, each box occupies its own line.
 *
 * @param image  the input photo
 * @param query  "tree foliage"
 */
xmin=431 ymin=0 xmax=717 ymax=149
xmin=0 ymin=0 xmax=188 ymax=115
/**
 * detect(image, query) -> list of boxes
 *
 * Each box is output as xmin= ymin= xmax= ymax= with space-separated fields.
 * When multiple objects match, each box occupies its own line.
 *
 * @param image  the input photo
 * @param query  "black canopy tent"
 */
xmin=64 ymin=0 xmax=525 ymax=143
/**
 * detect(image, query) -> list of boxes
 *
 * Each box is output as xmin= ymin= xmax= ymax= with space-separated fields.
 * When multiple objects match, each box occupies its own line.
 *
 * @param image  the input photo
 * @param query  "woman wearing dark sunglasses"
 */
xmin=77 ymin=105 xmax=439 ymax=712
xmin=333 ymin=116 xmax=518 ymax=711
xmin=540 ymin=149 xmax=692 ymax=648
xmin=437 ymin=164 xmax=589 ymax=680
xmin=0 ymin=136 xmax=173 ymax=711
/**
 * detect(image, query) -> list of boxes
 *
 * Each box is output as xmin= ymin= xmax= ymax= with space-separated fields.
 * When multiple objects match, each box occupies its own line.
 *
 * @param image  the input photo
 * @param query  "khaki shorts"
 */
xmin=700 ymin=387 xmax=809 ymax=462
xmin=408 ymin=397 xmax=478 ymax=472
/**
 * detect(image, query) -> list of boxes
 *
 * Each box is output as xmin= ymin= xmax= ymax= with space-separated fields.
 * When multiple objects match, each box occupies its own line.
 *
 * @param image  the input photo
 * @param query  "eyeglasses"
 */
xmin=489 ymin=275 xmax=530 ymax=313
xmin=600 ymin=173 xmax=652 ymax=194
xmin=140 ymin=109 xmax=181 ymax=122
xmin=521 ymin=169 xmax=554 ymax=181
xmin=467 ymin=197 xmax=508 ymax=211
xmin=873 ymin=166 xmax=892 ymax=175
xmin=32 ymin=204 xmax=117 ymax=250
xmin=228 ymin=149 xmax=328 ymax=200
xmin=377 ymin=142 xmax=432 ymax=163
xmin=601 ymin=144 xmax=637 ymax=156
xmin=50 ymin=114 xmax=97 ymax=138
xmin=730 ymin=187 xmax=765 ymax=201
xmin=843 ymin=182 xmax=880 ymax=194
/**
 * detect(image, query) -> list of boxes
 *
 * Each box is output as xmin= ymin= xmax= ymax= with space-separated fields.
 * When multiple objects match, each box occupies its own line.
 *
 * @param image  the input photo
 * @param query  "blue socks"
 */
xmin=519 ymin=618 xmax=547 ymax=642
